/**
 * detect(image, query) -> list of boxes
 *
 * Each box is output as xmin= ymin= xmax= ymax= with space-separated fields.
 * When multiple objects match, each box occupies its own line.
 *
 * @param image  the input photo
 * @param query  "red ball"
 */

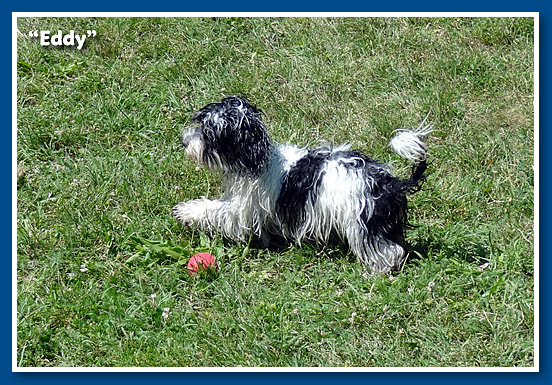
xmin=187 ymin=252 xmax=217 ymax=274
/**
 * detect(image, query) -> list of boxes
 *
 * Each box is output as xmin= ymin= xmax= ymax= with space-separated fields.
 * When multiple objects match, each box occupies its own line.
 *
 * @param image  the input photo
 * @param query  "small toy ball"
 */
xmin=187 ymin=252 xmax=217 ymax=275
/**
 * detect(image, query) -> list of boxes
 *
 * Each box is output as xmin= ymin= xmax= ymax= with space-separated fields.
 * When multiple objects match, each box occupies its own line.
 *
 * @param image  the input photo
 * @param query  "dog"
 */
xmin=172 ymin=96 xmax=431 ymax=273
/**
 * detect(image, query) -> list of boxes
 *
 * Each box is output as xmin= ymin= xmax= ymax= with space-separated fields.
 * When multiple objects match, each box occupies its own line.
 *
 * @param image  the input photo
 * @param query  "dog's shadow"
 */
xmin=249 ymin=230 xmax=355 ymax=259
xmin=405 ymin=230 xmax=491 ymax=267
xmin=216 ymin=226 xmax=493 ymax=271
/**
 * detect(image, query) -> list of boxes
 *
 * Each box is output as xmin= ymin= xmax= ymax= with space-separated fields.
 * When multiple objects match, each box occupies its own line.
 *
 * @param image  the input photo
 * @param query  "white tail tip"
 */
xmin=389 ymin=122 xmax=433 ymax=163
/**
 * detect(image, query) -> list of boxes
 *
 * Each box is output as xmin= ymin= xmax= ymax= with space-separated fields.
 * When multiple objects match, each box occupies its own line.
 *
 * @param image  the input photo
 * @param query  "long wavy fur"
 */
xmin=173 ymin=96 xmax=431 ymax=273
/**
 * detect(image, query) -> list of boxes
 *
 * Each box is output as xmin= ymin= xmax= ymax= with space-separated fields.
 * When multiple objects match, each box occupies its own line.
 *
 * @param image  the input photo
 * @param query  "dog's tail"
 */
xmin=389 ymin=119 xmax=432 ymax=191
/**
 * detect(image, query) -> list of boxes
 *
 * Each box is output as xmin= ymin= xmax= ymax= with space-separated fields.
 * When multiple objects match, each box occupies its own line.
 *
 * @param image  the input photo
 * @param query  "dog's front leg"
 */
xmin=172 ymin=198 xmax=224 ymax=227
xmin=172 ymin=198 xmax=247 ymax=241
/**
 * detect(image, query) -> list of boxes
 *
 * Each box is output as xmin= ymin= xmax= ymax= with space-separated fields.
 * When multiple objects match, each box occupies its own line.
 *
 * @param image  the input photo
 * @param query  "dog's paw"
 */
xmin=172 ymin=201 xmax=202 ymax=225
xmin=172 ymin=198 xmax=223 ymax=227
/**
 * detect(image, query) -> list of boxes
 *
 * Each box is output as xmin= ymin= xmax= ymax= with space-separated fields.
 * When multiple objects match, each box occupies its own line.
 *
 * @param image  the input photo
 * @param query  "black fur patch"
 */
xmin=363 ymin=160 xmax=427 ymax=243
xmin=363 ymin=170 xmax=408 ymax=243
xmin=276 ymin=148 xmax=327 ymax=229
xmin=276 ymin=148 xmax=375 ymax=232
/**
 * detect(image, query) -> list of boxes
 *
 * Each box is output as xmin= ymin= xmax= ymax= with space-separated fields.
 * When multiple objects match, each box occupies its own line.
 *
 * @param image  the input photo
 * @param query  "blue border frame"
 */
xmin=7 ymin=2 xmax=545 ymax=383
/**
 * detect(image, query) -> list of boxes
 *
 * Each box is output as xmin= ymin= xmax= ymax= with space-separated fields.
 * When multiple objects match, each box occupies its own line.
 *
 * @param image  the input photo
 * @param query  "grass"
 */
xmin=16 ymin=16 xmax=534 ymax=367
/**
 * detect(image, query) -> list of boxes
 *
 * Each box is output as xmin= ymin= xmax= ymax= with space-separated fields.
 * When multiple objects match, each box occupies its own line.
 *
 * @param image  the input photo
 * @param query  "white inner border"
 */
xmin=12 ymin=11 xmax=539 ymax=373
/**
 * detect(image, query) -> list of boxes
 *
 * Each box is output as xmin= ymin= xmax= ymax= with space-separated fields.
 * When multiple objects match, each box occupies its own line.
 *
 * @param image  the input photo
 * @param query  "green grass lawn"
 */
xmin=16 ymin=16 xmax=534 ymax=367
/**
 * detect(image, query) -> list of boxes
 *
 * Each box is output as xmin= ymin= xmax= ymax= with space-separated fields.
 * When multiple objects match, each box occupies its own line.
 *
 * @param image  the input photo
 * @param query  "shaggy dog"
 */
xmin=173 ymin=96 xmax=431 ymax=273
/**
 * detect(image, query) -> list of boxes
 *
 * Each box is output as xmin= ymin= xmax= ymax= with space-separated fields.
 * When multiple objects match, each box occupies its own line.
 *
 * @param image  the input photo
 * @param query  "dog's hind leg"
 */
xmin=345 ymin=224 xmax=405 ymax=273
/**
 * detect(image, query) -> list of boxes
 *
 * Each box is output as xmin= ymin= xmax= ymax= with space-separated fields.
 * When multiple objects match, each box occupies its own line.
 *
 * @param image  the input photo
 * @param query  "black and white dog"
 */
xmin=173 ymin=96 xmax=431 ymax=273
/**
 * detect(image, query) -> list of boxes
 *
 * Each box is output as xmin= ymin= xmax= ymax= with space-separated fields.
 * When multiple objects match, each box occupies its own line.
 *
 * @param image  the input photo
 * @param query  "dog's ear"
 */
xmin=219 ymin=97 xmax=271 ymax=175
xmin=232 ymin=106 xmax=272 ymax=175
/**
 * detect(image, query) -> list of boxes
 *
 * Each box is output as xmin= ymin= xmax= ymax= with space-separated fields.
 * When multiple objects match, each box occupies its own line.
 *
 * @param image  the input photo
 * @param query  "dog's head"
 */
xmin=181 ymin=96 xmax=272 ymax=175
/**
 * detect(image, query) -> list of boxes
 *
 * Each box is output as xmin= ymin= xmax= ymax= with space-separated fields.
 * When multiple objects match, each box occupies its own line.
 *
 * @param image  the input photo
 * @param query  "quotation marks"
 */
xmin=27 ymin=30 xmax=97 ymax=50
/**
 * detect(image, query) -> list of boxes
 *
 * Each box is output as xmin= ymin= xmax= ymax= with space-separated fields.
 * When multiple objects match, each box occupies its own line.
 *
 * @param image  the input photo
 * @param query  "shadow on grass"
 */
xmin=406 ymin=230 xmax=491 ymax=266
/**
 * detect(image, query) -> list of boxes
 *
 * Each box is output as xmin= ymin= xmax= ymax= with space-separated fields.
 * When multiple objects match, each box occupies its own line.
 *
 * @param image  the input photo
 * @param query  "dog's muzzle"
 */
xmin=181 ymin=127 xmax=205 ymax=163
xmin=182 ymin=127 xmax=198 ymax=148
